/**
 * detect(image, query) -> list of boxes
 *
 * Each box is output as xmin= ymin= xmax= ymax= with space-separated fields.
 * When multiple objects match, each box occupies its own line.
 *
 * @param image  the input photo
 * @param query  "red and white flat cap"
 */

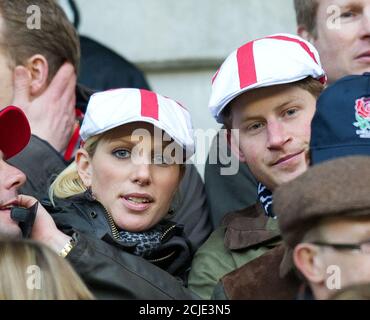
xmin=80 ymin=88 xmax=195 ymax=159
xmin=209 ymin=33 xmax=327 ymax=123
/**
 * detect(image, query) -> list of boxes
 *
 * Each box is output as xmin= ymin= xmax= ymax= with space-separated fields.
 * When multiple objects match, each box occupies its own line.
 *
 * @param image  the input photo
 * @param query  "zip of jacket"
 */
xmin=102 ymin=206 xmax=176 ymax=263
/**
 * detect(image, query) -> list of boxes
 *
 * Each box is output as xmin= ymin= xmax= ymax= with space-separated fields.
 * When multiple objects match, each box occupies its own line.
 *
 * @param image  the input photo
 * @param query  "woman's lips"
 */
xmin=121 ymin=194 xmax=153 ymax=212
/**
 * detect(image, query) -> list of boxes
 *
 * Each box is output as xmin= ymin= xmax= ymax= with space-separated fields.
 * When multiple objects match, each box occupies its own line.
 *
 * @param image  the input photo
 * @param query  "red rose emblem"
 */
xmin=355 ymin=98 xmax=370 ymax=119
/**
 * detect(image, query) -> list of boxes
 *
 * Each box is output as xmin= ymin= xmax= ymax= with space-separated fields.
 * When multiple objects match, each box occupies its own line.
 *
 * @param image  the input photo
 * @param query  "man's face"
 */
xmin=230 ymin=84 xmax=317 ymax=191
xmin=0 ymin=151 xmax=26 ymax=238
xmin=312 ymin=0 xmax=370 ymax=83
xmin=315 ymin=217 xmax=370 ymax=296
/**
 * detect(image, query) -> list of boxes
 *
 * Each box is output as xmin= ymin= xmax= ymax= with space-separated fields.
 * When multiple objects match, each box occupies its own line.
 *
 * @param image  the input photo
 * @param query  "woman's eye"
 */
xmin=113 ymin=149 xmax=131 ymax=159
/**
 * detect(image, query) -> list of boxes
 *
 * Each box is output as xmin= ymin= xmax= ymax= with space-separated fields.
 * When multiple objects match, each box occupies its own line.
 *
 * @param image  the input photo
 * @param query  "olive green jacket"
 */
xmin=188 ymin=203 xmax=281 ymax=299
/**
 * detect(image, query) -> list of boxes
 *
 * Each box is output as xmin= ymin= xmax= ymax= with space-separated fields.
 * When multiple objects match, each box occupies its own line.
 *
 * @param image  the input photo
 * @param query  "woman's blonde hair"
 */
xmin=0 ymin=239 xmax=94 ymax=300
xmin=49 ymin=134 xmax=102 ymax=204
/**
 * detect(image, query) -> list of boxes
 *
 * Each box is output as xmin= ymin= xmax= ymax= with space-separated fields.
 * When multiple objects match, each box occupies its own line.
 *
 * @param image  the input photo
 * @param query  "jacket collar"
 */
xmin=67 ymin=192 xmax=183 ymax=248
xmin=222 ymin=203 xmax=281 ymax=250
xmin=69 ymin=193 xmax=118 ymax=241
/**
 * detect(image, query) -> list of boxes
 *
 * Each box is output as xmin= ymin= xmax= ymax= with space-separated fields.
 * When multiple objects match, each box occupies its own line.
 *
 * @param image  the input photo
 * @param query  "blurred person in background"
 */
xmin=0 ymin=239 xmax=93 ymax=300
xmin=295 ymin=0 xmax=370 ymax=84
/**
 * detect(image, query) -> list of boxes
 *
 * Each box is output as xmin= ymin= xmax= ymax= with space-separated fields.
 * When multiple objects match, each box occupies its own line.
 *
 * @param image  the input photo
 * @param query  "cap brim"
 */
xmin=0 ymin=106 xmax=31 ymax=160
xmin=215 ymin=75 xmax=313 ymax=123
xmin=85 ymin=117 xmax=195 ymax=160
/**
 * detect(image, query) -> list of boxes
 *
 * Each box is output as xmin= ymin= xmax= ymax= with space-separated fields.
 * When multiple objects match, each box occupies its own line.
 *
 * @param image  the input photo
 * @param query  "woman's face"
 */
xmin=77 ymin=122 xmax=182 ymax=232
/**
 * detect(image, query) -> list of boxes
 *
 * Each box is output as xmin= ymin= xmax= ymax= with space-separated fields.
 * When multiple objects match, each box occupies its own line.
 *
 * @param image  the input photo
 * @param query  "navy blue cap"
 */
xmin=310 ymin=73 xmax=370 ymax=165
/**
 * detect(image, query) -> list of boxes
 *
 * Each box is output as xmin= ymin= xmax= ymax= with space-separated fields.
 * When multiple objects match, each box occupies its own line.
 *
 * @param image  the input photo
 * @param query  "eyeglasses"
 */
xmin=312 ymin=240 xmax=370 ymax=254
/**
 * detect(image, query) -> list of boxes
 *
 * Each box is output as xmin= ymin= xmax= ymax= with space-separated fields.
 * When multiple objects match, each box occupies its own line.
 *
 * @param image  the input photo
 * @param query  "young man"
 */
xmin=188 ymin=34 xmax=326 ymax=299
xmin=295 ymin=0 xmax=370 ymax=84
xmin=274 ymin=156 xmax=370 ymax=300
xmin=206 ymin=0 xmax=370 ymax=230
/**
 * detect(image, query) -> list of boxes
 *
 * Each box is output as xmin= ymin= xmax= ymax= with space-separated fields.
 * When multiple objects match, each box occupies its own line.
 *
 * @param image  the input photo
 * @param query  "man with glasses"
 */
xmin=274 ymin=156 xmax=370 ymax=299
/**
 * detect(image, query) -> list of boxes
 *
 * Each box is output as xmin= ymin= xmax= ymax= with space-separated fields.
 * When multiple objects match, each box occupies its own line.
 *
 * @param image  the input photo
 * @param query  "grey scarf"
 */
xmin=118 ymin=227 xmax=162 ymax=258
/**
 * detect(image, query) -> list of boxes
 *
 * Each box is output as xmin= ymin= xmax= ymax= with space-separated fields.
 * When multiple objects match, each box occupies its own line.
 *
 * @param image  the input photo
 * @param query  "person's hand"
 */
xmin=12 ymin=62 xmax=77 ymax=153
xmin=16 ymin=195 xmax=72 ymax=254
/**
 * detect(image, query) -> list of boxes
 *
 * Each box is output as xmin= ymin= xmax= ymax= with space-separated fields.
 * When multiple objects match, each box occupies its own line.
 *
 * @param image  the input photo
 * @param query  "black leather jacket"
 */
xmin=43 ymin=193 xmax=198 ymax=299
xmin=65 ymin=232 xmax=198 ymax=299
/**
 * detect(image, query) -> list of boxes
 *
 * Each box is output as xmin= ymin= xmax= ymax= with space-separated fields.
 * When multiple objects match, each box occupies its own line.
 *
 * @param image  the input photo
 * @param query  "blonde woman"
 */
xmin=0 ymin=239 xmax=93 ymax=300
xmin=47 ymin=88 xmax=195 ymax=280
xmin=0 ymin=104 xmax=195 ymax=299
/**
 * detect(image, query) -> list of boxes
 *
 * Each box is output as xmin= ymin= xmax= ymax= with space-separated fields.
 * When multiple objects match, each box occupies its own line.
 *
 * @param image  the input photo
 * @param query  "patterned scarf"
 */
xmin=118 ymin=227 xmax=162 ymax=258
xmin=257 ymin=183 xmax=276 ymax=218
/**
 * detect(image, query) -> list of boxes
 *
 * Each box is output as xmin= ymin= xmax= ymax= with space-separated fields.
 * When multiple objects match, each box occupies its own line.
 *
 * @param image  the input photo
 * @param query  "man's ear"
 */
xmin=25 ymin=54 xmax=49 ymax=96
xmin=297 ymin=26 xmax=315 ymax=43
xmin=75 ymin=149 xmax=93 ymax=188
xmin=226 ymin=129 xmax=246 ymax=162
xmin=293 ymin=243 xmax=326 ymax=284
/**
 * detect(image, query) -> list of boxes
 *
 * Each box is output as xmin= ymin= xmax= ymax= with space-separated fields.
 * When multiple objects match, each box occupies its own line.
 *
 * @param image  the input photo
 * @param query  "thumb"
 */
xmin=12 ymin=66 xmax=31 ymax=108
xmin=16 ymin=194 xmax=38 ymax=208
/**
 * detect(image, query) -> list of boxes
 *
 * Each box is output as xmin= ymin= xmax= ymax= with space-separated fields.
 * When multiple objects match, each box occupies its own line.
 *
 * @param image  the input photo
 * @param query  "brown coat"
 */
xmin=217 ymin=244 xmax=300 ymax=299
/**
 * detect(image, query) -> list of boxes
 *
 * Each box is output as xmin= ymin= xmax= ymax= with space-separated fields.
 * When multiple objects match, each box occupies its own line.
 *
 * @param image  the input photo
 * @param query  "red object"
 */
xmin=355 ymin=98 xmax=370 ymax=119
xmin=140 ymin=89 xmax=159 ymax=120
xmin=64 ymin=123 xmax=81 ymax=162
xmin=64 ymin=108 xmax=84 ymax=161
xmin=237 ymin=41 xmax=257 ymax=89
xmin=212 ymin=68 xmax=220 ymax=84
xmin=0 ymin=106 xmax=31 ymax=160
